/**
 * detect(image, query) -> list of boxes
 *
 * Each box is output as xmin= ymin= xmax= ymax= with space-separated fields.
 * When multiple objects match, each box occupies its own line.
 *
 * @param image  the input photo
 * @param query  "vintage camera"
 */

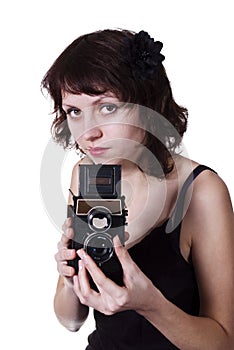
xmin=67 ymin=164 xmax=128 ymax=288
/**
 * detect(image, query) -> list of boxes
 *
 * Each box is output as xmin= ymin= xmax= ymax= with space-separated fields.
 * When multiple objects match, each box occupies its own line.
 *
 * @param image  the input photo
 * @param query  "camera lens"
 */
xmin=88 ymin=206 xmax=112 ymax=232
xmin=84 ymin=233 xmax=114 ymax=263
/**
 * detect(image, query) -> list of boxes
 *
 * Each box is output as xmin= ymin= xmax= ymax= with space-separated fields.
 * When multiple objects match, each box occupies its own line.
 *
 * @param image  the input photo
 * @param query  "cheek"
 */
xmin=67 ymin=119 xmax=83 ymax=141
xmin=126 ymin=125 xmax=146 ymax=143
xmin=106 ymin=125 xmax=145 ymax=145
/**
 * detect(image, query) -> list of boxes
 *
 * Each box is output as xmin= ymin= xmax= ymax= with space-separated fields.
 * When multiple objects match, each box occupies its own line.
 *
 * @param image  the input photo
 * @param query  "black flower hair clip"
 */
xmin=126 ymin=30 xmax=165 ymax=80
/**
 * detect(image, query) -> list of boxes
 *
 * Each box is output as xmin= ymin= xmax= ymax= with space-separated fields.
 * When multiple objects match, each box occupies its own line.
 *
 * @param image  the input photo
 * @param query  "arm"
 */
xmin=73 ymin=171 xmax=234 ymax=349
xmin=54 ymin=274 xmax=89 ymax=332
xmin=54 ymin=161 xmax=89 ymax=331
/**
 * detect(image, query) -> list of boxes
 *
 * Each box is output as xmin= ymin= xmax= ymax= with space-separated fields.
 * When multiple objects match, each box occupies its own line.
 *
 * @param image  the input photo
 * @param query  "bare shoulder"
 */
xmin=189 ymin=168 xmax=233 ymax=214
xmin=184 ymin=167 xmax=233 ymax=239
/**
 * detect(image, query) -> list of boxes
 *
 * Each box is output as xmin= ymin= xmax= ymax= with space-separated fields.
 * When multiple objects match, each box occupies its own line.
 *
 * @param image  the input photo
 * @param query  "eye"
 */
xmin=100 ymin=104 xmax=117 ymax=115
xmin=66 ymin=108 xmax=82 ymax=119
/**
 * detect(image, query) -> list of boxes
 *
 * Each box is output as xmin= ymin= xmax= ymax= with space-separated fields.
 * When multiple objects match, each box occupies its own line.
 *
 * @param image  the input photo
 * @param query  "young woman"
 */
xmin=42 ymin=29 xmax=234 ymax=349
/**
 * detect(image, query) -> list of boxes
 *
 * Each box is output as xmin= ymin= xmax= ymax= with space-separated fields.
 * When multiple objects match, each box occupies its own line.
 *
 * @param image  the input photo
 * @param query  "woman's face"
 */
xmin=62 ymin=92 xmax=146 ymax=165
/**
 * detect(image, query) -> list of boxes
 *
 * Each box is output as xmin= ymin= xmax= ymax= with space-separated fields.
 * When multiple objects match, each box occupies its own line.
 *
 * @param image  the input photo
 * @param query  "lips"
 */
xmin=88 ymin=147 xmax=109 ymax=156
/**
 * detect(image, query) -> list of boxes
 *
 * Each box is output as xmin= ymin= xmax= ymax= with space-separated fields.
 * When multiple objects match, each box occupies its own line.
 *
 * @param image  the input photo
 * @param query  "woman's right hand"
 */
xmin=54 ymin=217 xmax=77 ymax=287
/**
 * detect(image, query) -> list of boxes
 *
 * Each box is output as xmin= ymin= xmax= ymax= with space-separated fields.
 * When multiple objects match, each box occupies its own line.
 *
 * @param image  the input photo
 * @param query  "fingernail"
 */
xmin=77 ymin=249 xmax=88 ymax=264
xmin=77 ymin=249 xmax=83 ymax=258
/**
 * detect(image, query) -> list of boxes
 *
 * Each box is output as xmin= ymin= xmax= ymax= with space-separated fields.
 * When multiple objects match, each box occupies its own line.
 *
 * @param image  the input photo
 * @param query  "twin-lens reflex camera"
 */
xmin=67 ymin=164 xmax=128 ymax=288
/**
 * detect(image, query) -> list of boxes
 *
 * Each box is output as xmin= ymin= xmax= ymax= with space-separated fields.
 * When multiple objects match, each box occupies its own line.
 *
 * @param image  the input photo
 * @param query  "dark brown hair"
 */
xmin=41 ymin=29 xmax=188 ymax=176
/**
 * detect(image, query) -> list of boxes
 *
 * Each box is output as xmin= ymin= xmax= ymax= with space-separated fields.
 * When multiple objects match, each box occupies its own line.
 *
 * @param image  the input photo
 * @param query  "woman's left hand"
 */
xmin=73 ymin=237 xmax=157 ymax=315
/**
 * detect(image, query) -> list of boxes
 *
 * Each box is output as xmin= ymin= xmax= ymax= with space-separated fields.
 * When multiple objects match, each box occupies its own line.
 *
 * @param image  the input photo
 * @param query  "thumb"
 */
xmin=113 ymin=235 xmax=135 ymax=268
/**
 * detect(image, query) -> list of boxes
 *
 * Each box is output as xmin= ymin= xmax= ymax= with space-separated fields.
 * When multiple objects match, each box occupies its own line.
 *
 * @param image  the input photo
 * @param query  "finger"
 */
xmin=55 ymin=248 xmax=76 ymax=262
xmin=78 ymin=249 xmax=122 ymax=294
xmin=62 ymin=217 xmax=72 ymax=232
xmin=113 ymin=234 xmax=125 ymax=248
xmin=73 ymin=274 xmax=89 ymax=305
xmin=73 ymin=263 xmax=99 ymax=305
xmin=73 ymin=275 xmax=83 ymax=300
xmin=78 ymin=260 xmax=96 ymax=297
xmin=62 ymin=228 xmax=74 ymax=242
xmin=57 ymin=230 xmax=74 ymax=250
xmin=58 ymin=262 xmax=75 ymax=277
xmin=114 ymin=237 xmax=139 ymax=274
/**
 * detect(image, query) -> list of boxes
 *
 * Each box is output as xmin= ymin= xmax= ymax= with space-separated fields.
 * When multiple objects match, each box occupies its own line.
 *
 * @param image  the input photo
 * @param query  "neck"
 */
xmin=121 ymin=161 xmax=142 ymax=179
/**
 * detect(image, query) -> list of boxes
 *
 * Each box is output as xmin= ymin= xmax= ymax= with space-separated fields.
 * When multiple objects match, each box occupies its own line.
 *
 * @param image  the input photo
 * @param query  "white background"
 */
xmin=1 ymin=1 xmax=233 ymax=349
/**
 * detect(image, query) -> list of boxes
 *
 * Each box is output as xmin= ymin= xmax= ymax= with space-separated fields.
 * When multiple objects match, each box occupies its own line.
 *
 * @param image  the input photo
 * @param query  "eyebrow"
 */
xmin=62 ymin=104 xmax=80 ymax=109
xmin=62 ymin=95 xmax=117 ymax=109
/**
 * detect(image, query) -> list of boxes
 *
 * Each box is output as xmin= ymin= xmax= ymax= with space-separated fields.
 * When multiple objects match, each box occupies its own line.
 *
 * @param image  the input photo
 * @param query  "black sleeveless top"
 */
xmin=86 ymin=165 xmax=216 ymax=350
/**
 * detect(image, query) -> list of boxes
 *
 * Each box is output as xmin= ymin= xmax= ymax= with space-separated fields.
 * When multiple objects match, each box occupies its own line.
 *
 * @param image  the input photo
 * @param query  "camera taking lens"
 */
xmin=84 ymin=232 xmax=114 ymax=263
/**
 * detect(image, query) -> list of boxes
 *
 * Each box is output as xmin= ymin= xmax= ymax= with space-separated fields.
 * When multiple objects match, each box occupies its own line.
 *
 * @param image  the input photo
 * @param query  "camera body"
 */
xmin=67 ymin=164 xmax=128 ymax=289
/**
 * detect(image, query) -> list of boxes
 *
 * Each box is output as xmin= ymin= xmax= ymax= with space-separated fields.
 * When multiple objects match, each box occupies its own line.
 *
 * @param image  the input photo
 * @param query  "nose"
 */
xmin=76 ymin=108 xmax=104 ymax=145
xmin=82 ymin=126 xmax=103 ymax=142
